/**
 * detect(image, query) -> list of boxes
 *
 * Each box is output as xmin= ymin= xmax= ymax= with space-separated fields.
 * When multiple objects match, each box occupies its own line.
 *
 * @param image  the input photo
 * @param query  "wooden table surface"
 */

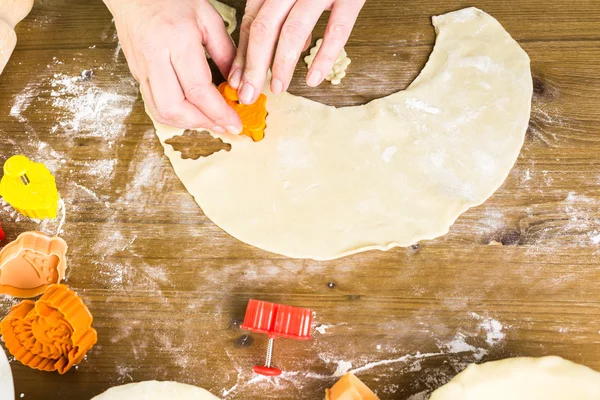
xmin=1 ymin=0 xmax=600 ymax=399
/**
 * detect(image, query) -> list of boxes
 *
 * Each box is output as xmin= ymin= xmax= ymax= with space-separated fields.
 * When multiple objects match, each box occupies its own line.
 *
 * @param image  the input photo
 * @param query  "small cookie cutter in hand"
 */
xmin=218 ymin=83 xmax=267 ymax=142
xmin=0 ymin=231 xmax=67 ymax=298
xmin=0 ymin=155 xmax=59 ymax=220
xmin=1 ymin=284 xmax=97 ymax=374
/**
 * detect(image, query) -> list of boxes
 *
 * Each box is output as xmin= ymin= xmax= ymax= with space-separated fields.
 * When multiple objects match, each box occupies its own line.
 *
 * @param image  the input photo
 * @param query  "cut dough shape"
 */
xmin=430 ymin=356 xmax=600 ymax=399
xmin=150 ymin=7 xmax=532 ymax=260
xmin=0 ymin=0 xmax=33 ymax=75
xmin=92 ymin=381 xmax=221 ymax=400
xmin=209 ymin=0 xmax=236 ymax=36
xmin=304 ymin=38 xmax=351 ymax=85
xmin=205 ymin=0 xmax=236 ymax=61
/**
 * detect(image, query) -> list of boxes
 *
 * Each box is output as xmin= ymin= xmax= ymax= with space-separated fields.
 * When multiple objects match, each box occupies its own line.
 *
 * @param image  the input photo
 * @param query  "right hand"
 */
xmin=104 ymin=0 xmax=242 ymax=133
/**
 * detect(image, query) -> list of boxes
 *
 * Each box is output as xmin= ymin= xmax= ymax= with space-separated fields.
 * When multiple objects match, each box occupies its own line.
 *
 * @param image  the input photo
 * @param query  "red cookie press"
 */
xmin=241 ymin=299 xmax=313 ymax=376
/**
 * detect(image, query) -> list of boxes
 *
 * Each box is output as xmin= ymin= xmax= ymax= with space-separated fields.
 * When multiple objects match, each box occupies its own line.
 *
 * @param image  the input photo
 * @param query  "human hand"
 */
xmin=104 ymin=0 xmax=242 ymax=133
xmin=228 ymin=0 xmax=365 ymax=104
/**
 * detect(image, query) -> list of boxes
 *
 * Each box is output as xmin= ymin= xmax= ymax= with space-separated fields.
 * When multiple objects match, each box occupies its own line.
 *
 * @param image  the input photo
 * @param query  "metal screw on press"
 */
xmin=240 ymin=299 xmax=313 ymax=377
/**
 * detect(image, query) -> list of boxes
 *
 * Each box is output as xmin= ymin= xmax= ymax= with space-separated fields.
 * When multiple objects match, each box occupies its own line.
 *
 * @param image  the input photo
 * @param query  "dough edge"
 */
xmin=149 ymin=7 xmax=533 ymax=260
xmin=91 ymin=380 xmax=221 ymax=400
xmin=430 ymin=356 xmax=600 ymax=399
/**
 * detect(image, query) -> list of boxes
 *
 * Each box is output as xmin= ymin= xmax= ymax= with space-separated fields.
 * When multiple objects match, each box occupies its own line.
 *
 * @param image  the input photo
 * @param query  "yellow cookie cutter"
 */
xmin=0 ymin=155 xmax=59 ymax=220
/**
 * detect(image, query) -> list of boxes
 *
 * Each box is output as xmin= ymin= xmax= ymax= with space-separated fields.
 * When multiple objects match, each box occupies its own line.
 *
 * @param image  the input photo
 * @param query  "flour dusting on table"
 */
xmin=0 ymin=13 xmax=596 ymax=400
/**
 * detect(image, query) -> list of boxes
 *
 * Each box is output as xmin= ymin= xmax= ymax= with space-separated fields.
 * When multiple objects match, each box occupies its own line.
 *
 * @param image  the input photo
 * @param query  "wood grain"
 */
xmin=1 ymin=0 xmax=600 ymax=399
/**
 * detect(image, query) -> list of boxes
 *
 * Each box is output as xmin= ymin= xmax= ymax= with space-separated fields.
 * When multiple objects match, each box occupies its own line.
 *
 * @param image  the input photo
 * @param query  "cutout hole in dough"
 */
xmin=165 ymin=130 xmax=231 ymax=160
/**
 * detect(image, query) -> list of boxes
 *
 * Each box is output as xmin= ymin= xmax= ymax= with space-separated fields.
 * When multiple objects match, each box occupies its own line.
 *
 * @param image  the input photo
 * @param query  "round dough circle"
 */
xmin=152 ymin=7 xmax=532 ymax=260
xmin=430 ymin=356 xmax=600 ymax=399
xmin=91 ymin=381 xmax=221 ymax=400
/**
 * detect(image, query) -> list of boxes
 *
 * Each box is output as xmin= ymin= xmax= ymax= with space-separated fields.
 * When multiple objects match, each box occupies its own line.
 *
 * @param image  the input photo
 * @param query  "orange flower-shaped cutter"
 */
xmin=326 ymin=373 xmax=379 ymax=400
xmin=0 ymin=231 xmax=67 ymax=298
xmin=1 ymin=284 xmax=97 ymax=374
xmin=218 ymin=82 xmax=267 ymax=142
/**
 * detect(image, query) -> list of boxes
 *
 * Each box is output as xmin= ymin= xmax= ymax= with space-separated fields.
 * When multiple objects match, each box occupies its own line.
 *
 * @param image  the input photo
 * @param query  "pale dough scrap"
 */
xmin=205 ymin=0 xmax=236 ymax=60
xmin=150 ymin=7 xmax=533 ymax=260
xmin=92 ymin=381 xmax=221 ymax=400
xmin=0 ymin=0 xmax=33 ymax=75
xmin=304 ymin=38 xmax=351 ymax=85
xmin=430 ymin=356 xmax=600 ymax=399
xmin=209 ymin=0 xmax=236 ymax=36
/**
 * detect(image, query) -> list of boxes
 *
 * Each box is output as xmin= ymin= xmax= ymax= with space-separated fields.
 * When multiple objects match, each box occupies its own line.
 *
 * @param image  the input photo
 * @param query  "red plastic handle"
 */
xmin=241 ymin=299 xmax=313 ymax=340
xmin=253 ymin=366 xmax=282 ymax=376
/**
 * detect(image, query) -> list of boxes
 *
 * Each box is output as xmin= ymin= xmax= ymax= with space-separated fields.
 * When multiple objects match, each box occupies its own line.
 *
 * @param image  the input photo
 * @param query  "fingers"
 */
xmin=202 ymin=2 xmax=237 ymax=79
xmin=146 ymin=55 xmax=215 ymax=129
xmin=271 ymin=0 xmax=325 ymax=94
xmin=228 ymin=0 xmax=266 ymax=90
xmin=306 ymin=0 xmax=365 ymax=87
xmin=303 ymin=33 xmax=313 ymax=52
xmin=171 ymin=32 xmax=242 ymax=133
xmin=140 ymin=80 xmax=158 ymax=119
xmin=237 ymin=0 xmax=297 ymax=104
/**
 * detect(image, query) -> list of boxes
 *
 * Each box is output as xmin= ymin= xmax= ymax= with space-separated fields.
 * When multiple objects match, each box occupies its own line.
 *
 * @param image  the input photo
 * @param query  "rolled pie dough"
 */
xmin=92 ymin=381 xmax=221 ymax=400
xmin=151 ymin=8 xmax=532 ymax=260
xmin=430 ymin=356 xmax=600 ymax=399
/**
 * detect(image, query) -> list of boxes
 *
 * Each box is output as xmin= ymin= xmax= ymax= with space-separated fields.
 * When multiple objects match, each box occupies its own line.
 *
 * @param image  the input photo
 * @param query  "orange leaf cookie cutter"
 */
xmin=0 ymin=231 xmax=67 ymax=298
xmin=1 ymin=284 xmax=97 ymax=374
xmin=218 ymin=83 xmax=267 ymax=142
xmin=326 ymin=373 xmax=379 ymax=400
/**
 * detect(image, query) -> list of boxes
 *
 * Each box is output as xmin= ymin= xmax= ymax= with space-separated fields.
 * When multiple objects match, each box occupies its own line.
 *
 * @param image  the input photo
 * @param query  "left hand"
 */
xmin=228 ymin=0 xmax=366 ymax=104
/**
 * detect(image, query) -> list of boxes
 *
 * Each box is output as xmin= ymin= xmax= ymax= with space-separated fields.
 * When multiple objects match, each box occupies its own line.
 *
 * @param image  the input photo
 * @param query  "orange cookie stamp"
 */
xmin=326 ymin=373 xmax=379 ymax=400
xmin=1 ymin=284 xmax=97 ymax=374
xmin=218 ymin=82 xmax=267 ymax=142
xmin=0 ymin=231 xmax=67 ymax=298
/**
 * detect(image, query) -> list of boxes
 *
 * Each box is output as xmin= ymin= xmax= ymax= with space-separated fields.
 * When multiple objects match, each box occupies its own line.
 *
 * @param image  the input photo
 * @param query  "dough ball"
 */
xmin=430 ymin=356 xmax=600 ymax=399
xmin=92 ymin=381 xmax=221 ymax=400
xmin=0 ymin=347 xmax=14 ymax=399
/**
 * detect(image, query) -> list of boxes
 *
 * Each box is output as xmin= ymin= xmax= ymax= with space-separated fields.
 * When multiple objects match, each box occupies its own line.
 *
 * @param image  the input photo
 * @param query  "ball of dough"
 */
xmin=430 ymin=356 xmax=600 ymax=399
xmin=91 ymin=381 xmax=221 ymax=400
xmin=0 ymin=347 xmax=14 ymax=400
